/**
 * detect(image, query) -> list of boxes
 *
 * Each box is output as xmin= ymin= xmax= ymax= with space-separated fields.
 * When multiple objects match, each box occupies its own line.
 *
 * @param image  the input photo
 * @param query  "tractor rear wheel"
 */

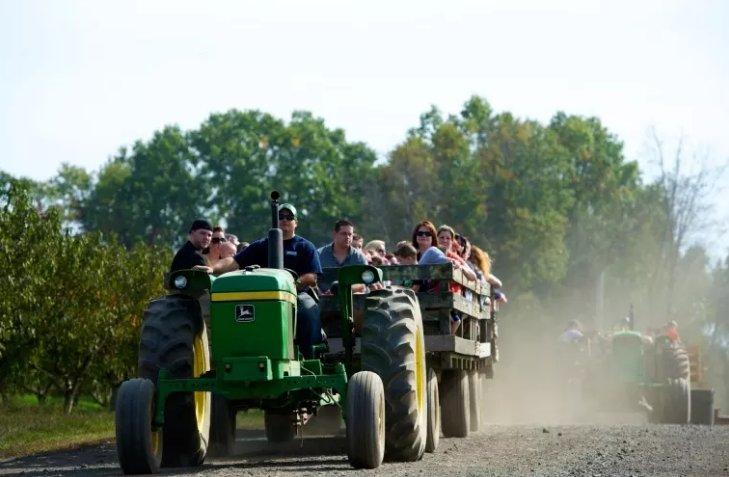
xmin=264 ymin=410 xmax=296 ymax=442
xmin=361 ymin=287 xmax=427 ymax=462
xmin=209 ymin=395 xmax=236 ymax=457
xmin=425 ymin=367 xmax=440 ymax=453
xmin=115 ymin=378 xmax=162 ymax=475
xmin=346 ymin=371 xmax=386 ymax=469
xmin=138 ymin=296 xmax=211 ymax=467
xmin=653 ymin=344 xmax=691 ymax=424
xmin=440 ymin=369 xmax=469 ymax=437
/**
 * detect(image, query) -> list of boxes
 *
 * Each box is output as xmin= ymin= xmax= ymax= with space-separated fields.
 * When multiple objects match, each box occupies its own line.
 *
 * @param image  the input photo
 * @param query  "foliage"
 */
xmin=0 ymin=183 xmax=167 ymax=411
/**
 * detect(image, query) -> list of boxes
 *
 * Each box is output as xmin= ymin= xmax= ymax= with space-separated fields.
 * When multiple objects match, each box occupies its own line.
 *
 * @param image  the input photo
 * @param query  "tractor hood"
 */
xmin=211 ymin=268 xmax=296 ymax=297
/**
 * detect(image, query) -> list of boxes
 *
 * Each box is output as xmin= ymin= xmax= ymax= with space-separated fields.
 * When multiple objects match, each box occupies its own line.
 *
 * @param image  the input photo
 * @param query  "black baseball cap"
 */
xmin=189 ymin=219 xmax=213 ymax=233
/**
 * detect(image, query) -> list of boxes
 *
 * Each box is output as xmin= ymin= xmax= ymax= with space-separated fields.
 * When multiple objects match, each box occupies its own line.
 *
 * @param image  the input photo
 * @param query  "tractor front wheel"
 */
xmin=346 ymin=371 xmax=386 ymax=469
xmin=115 ymin=378 xmax=162 ymax=475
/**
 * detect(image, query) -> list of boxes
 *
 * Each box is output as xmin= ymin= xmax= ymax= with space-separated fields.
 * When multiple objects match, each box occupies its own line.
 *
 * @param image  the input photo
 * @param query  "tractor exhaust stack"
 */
xmin=268 ymin=190 xmax=284 ymax=269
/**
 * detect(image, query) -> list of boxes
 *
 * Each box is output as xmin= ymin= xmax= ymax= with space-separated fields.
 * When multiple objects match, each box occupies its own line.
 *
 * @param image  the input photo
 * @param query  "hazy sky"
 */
xmin=1 ymin=1 xmax=728 ymax=252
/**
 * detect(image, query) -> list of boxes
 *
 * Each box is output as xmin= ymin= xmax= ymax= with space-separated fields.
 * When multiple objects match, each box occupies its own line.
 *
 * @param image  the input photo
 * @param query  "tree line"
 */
xmin=2 ymin=95 xmax=728 ymax=411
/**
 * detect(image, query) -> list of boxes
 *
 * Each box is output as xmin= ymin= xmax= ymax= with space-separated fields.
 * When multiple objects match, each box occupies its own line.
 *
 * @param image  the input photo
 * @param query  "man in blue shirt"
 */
xmin=317 ymin=219 xmax=368 ymax=292
xmin=209 ymin=203 xmax=323 ymax=357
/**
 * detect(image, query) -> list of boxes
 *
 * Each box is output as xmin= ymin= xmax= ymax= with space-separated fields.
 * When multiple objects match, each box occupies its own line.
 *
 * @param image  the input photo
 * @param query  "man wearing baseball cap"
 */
xmin=210 ymin=203 xmax=323 ymax=358
xmin=170 ymin=219 xmax=213 ymax=272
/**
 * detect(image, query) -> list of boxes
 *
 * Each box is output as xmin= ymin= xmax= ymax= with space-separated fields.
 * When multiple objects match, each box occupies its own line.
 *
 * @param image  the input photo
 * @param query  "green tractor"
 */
xmin=583 ymin=330 xmax=691 ymax=423
xmin=115 ymin=191 xmax=428 ymax=473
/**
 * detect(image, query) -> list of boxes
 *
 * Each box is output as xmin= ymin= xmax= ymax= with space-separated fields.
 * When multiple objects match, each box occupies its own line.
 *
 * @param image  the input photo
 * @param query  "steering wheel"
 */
xmin=284 ymin=268 xmax=299 ymax=281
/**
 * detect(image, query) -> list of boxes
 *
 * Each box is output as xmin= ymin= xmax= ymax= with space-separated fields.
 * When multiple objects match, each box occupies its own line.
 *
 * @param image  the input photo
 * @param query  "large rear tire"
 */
xmin=346 ymin=371 xmax=386 ymax=469
xmin=425 ymin=367 xmax=440 ymax=453
xmin=208 ymin=395 xmax=236 ymax=457
xmin=138 ymin=296 xmax=211 ymax=467
xmin=115 ymin=378 xmax=162 ymax=474
xmin=653 ymin=343 xmax=691 ymax=424
xmin=361 ymin=287 xmax=427 ymax=462
xmin=440 ymin=369 xmax=469 ymax=437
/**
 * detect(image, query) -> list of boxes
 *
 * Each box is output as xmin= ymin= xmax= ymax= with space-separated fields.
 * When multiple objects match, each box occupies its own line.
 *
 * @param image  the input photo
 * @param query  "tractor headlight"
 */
xmin=361 ymin=270 xmax=375 ymax=284
xmin=173 ymin=275 xmax=188 ymax=289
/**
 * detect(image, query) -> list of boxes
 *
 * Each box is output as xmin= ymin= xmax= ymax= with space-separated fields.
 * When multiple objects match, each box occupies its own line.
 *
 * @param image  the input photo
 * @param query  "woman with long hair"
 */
xmin=411 ymin=220 xmax=438 ymax=260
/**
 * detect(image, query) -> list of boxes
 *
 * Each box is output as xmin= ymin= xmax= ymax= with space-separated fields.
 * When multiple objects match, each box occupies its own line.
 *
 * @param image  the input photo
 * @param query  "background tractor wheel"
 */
xmin=346 ymin=371 xmax=386 ymax=469
xmin=362 ymin=287 xmax=427 ymax=462
xmin=208 ymin=395 xmax=236 ymax=457
xmin=115 ymin=378 xmax=162 ymax=475
xmin=425 ymin=367 xmax=440 ymax=453
xmin=652 ymin=343 xmax=691 ymax=424
xmin=468 ymin=370 xmax=481 ymax=432
xmin=690 ymin=389 xmax=715 ymax=425
xmin=138 ymin=296 xmax=211 ymax=467
xmin=660 ymin=378 xmax=691 ymax=424
xmin=440 ymin=369 xmax=470 ymax=437
xmin=657 ymin=345 xmax=691 ymax=381
xmin=264 ymin=411 xmax=296 ymax=442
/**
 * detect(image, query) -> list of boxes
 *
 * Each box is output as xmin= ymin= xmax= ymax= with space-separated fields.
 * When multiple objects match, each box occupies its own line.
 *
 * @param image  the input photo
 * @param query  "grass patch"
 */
xmin=0 ymin=396 xmax=264 ymax=459
xmin=0 ymin=397 xmax=114 ymax=460
xmin=0 ymin=397 xmax=266 ymax=460
xmin=236 ymin=409 xmax=264 ymax=429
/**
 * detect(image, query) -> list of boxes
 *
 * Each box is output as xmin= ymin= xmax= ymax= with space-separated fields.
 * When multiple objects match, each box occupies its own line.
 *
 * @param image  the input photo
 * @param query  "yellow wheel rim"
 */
xmin=415 ymin=326 xmax=426 ymax=413
xmin=150 ymin=428 xmax=162 ymax=456
xmin=193 ymin=333 xmax=210 ymax=431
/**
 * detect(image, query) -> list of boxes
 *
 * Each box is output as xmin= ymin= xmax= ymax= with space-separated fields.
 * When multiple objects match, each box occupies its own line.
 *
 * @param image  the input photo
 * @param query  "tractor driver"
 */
xmin=204 ymin=203 xmax=323 ymax=358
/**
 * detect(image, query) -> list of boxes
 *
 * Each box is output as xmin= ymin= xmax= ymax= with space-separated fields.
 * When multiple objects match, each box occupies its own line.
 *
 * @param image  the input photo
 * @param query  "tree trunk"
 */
xmin=63 ymin=383 xmax=78 ymax=414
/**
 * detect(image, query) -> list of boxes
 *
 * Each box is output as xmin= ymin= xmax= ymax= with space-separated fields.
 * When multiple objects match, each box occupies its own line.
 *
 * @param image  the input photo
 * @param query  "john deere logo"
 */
xmin=235 ymin=304 xmax=255 ymax=323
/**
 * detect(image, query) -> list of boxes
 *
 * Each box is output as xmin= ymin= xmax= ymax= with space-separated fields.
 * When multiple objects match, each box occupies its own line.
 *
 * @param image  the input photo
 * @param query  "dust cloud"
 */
xmin=481 ymin=307 xmax=646 ymax=426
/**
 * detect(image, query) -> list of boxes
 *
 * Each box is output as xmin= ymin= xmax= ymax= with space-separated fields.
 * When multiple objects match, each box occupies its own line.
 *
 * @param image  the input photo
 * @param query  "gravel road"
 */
xmin=2 ymin=422 xmax=728 ymax=477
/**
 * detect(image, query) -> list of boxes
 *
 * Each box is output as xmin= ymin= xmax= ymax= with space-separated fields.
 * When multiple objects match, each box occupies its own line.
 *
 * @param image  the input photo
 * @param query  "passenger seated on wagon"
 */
xmin=411 ymin=220 xmax=439 ymax=260
xmin=393 ymin=241 xmax=418 ymax=265
xmin=414 ymin=224 xmax=472 ymax=334
xmin=469 ymin=245 xmax=507 ymax=304
xmin=317 ymin=219 xmax=368 ymax=294
xmin=364 ymin=240 xmax=391 ymax=265
xmin=436 ymin=225 xmax=478 ymax=282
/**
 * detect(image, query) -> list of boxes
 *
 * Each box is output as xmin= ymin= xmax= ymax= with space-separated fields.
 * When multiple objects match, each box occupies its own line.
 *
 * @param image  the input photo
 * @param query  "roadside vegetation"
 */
xmin=1 ymin=96 xmax=727 ymax=456
xmin=0 ymin=396 xmax=114 ymax=459
xmin=0 ymin=395 xmax=264 ymax=460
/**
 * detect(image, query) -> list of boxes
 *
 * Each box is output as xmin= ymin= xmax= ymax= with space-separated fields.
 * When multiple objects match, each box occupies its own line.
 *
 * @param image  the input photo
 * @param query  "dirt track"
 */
xmin=2 ymin=422 xmax=728 ymax=477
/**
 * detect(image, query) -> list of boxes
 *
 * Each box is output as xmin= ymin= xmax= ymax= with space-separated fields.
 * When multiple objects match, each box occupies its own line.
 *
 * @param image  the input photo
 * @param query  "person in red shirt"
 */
xmin=663 ymin=321 xmax=681 ymax=343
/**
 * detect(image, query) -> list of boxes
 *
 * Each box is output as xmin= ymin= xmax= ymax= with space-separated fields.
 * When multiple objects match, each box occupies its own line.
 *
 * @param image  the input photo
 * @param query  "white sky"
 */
xmin=1 ymin=0 xmax=728 ymax=255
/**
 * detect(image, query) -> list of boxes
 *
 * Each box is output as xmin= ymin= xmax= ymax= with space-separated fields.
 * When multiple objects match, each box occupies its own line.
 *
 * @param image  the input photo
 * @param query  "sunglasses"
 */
xmin=211 ymin=237 xmax=227 ymax=244
xmin=416 ymin=231 xmax=431 ymax=237
xmin=278 ymin=213 xmax=296 ymax=221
